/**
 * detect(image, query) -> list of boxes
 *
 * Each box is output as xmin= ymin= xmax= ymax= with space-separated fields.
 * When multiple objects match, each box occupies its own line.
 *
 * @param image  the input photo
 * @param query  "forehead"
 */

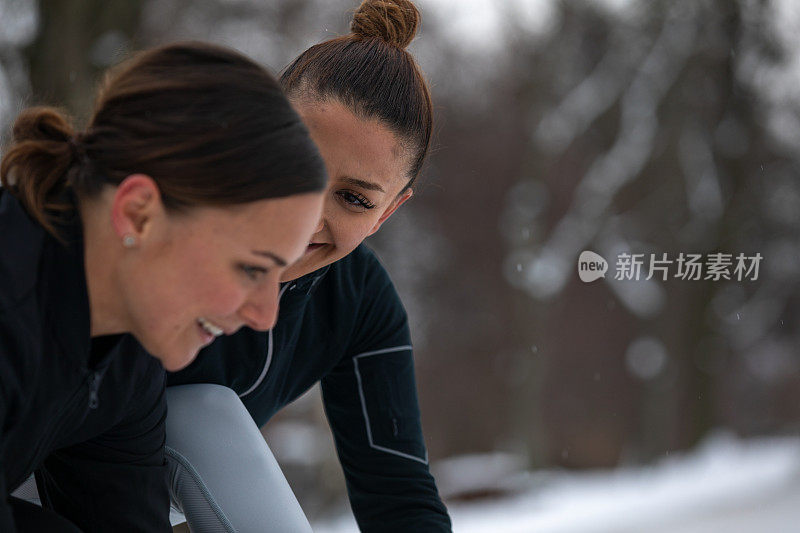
xmin=295 ymin=99 xmax=410 ymax=192
xmin=177 ymin=194 xmax=320 ymax=246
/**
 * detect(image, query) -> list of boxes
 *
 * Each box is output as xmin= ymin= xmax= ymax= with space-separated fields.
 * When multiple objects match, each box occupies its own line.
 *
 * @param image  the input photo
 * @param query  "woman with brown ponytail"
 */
xmin=0 ymin=42 xmax=326 ymax=531
xmin=167 ymin=1 xmax=452 ymax=531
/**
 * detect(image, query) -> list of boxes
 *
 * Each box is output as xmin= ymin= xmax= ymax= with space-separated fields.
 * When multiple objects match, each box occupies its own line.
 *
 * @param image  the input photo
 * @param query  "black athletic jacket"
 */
xmin=169 ymin=244 xmax=452 ymax=532
xmin=0 ymin=190 xmax=170 ymax=532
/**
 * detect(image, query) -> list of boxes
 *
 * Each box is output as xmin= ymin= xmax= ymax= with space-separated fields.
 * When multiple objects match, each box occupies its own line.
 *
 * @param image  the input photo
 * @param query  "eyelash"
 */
xmin=337 ymin=190 xmax=376 ymax=210
xmin=239 ymin=264 xmax=268 ymax=281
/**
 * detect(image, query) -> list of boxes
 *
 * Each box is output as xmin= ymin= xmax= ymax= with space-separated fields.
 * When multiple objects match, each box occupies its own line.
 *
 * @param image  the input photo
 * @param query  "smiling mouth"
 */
xmin=197 ymin=317 xmax=224 ymax=337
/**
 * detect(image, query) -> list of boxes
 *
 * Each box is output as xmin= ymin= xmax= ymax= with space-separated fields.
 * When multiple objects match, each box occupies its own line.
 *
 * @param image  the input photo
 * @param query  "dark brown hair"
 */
xmin=280 ymin=0 xmax=432 ymax=191
xmin=1 ymin=41 xmax=327 ymax=237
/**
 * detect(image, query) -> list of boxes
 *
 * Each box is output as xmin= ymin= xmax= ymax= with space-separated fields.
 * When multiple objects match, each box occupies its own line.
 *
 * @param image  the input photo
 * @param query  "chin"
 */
xmin=281 ymin=261 xmax=314 ymax=282
xmin=152 ymin=345 xmax=200 ymax=372
xmin=282 ymin=248 xmax=343 ymax=282
xmin=132 ymin=329 xmax=199 ymax=371
xmin=160 ymin=357 xmax=192 ymax=372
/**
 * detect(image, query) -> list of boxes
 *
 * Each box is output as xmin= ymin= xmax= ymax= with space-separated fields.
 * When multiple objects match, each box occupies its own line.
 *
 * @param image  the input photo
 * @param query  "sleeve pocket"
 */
xmin=353 ymin=348 xmax=428 ymax=464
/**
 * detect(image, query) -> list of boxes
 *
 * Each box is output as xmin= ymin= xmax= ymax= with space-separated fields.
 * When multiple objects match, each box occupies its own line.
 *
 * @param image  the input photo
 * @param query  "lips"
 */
xmin=306 ymin=243 xmax=326 ymax=253
xmin=197 ymin=317 xmax=224 ymax=337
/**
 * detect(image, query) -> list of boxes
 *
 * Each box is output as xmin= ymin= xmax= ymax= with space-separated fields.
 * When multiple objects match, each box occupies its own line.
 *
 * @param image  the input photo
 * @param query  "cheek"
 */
xmin=144 ymin=251 xmax=245 ymax=320
xmin=187 ymin=270 xmax=247 ymax=316
xmin=329 ymin=212 xmax=379 ymax=251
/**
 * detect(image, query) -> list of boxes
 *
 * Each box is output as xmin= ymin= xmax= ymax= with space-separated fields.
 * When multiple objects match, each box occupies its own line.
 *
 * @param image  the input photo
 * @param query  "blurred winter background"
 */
xmin=3 ymin=0 xmax=800 ymax=530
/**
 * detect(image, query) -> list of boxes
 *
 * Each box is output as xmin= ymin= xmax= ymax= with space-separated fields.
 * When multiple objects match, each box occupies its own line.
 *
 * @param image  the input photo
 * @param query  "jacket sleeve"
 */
xmin=0 ymin=311 xmax=32 ymax=532
xmin=0 ymin=414 xmax=14 ymax=532
xmin=320 ymin=259 xmax=451 ymax=532
xmin=36 ymin=363 xmax=171 ymax=533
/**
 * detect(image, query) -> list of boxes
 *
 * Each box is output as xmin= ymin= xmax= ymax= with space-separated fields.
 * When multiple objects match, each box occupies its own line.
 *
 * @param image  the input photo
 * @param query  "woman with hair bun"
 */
xmin=168 ymin=1 xmax=452 ymax=531
xmin=0 ymin=42 xmax=326 ymax=531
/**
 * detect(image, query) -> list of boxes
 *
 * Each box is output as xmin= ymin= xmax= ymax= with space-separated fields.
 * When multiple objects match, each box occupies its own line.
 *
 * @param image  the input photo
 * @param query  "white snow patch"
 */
xmin=313 ymin=432 xmax=800 ymax=533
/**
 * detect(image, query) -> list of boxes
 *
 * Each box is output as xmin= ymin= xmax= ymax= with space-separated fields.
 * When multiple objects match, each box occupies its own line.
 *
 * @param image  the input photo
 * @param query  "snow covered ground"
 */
xmin=313 ymin=432 xmax=800 ymax=533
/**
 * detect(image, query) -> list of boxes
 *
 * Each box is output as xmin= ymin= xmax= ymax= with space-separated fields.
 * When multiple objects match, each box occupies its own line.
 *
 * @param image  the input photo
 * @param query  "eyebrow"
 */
xmin=341 ymin=176 xmax=385 ymax=193
xmin=251 ymin=250 xmax=288 ymax=267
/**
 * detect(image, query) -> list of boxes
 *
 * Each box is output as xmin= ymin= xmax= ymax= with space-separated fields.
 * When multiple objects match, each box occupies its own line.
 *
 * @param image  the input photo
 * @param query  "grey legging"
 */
xmin=11 ymin=384 xmax=311 ymax=533
xmin=165 ymin=384 xmax=312 ymax=532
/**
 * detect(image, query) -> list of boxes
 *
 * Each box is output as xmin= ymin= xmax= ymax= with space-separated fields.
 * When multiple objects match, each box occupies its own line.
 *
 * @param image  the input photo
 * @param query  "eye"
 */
xmin=239 ymin=264 xmax=268 ymax=281
xmin=336 ymin=189 xmax=376 ymax=211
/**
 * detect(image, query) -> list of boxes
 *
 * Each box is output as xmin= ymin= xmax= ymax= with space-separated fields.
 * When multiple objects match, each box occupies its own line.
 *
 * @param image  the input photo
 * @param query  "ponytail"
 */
xmin=1 ymin=107 xmax=83 ymax=236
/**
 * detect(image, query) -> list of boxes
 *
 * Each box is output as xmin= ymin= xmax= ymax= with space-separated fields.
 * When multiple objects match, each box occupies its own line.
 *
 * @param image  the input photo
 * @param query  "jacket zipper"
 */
xmin=88 ymin=371 xmax=101 ymax=409
xmin=15 ymin=372 xmax=100 ymax=487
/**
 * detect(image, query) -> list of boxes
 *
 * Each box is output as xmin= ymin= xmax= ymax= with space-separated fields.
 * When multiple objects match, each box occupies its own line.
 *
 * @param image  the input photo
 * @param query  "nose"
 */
xmin=238 ymin=281 xmax=280 ymax=331
xmin=312 ymin=217 xmax=324 ymax=235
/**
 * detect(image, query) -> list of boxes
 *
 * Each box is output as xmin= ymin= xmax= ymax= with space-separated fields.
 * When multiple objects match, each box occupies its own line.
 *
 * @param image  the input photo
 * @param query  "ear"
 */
xmin=366 ymin=188 xmax=413 ymax=237
xmin=110 ymin=174 xmax=162 ymax=244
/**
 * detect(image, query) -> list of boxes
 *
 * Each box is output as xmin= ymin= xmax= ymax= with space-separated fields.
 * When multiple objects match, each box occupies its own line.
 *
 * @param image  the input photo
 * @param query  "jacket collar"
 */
xmin=0 ymin=190 xmax=43 ymax=309
xmin=281 ymin=264 xmax=331 ymax=297
xmin=41 ymin=200 xmax=93 ymax=369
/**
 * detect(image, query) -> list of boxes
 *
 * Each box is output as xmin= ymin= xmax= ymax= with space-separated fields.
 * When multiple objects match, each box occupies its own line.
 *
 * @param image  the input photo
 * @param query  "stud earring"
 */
xmin=122 ymin=234 xmax=137 ymax=248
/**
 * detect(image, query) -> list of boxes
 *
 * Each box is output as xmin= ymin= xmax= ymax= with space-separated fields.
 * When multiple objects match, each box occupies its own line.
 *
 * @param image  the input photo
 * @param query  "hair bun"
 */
xmin=12 ymin=107 xmax=74 ymax=144
xmin=351 ymin=0 xmax=420 ymax=49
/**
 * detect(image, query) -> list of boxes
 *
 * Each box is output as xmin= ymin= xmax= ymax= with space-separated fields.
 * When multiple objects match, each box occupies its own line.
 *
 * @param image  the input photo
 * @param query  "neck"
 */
xmin=80 ymin=195 xmax=129 ymax=337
